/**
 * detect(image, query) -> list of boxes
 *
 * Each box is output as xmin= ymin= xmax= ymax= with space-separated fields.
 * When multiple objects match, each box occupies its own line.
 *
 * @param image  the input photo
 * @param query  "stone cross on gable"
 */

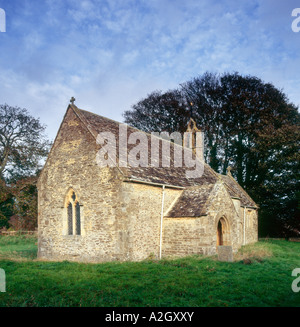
xmin=70 ymin=97 xmax=76 ymax=105
xmin=227 ymin=166 xmax=233 ymax=176
xmin=190 ymin=102 xmax=194 ymax=119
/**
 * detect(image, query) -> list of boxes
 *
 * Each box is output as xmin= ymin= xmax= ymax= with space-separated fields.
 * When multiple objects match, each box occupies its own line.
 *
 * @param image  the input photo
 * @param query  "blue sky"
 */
xmin=0 ymin=0 xmax=299 ymax=140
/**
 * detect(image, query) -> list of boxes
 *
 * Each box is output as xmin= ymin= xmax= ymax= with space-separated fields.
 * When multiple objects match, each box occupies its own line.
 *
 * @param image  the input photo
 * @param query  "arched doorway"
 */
xmin=217 ymin=220 xmax=223 ymax=246
xmin=216 ymin=217 xmax=231 ymax=247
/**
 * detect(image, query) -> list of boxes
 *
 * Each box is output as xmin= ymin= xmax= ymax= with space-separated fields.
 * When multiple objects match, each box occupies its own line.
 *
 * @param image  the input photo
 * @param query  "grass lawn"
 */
xmin=0 ymin=234 xmax=299 ymax=307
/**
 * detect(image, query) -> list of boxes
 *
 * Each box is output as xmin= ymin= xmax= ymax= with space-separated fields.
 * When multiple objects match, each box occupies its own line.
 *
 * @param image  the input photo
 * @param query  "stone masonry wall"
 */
xmin=37 ymin=107 xmax=125 ymax=262
xmin=162 ymin=217 xmax=211 ymax=257
xmin=162 ymin=181 xmax=246 ymax=257
xmin=37 ymin=107 xmax=258 ymax=263
xmin=120 ymin=182 xmax=182 ymax=261
xmin=244 ymin=208 xmax=258 ymax=244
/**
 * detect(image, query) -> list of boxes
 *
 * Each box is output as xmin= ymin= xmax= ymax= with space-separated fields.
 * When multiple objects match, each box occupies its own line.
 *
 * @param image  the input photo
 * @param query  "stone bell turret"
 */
xmin=183 ymin=117 xmax=204 ymax=162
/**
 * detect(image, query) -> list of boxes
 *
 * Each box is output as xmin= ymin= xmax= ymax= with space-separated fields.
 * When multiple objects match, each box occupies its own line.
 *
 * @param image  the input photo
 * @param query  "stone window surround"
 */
xmin=62 ymin=188 xmax=85 ymax=237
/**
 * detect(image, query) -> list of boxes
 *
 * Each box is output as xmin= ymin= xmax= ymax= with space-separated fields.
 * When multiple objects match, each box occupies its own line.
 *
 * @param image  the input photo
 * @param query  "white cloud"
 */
xmin=0 ymin=0 xmax=299 ymax=143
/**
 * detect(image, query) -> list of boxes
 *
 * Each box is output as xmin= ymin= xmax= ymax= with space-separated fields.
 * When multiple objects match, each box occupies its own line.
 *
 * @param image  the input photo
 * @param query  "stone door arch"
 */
xmin=216 ymin=216 xmax=231 ymax=247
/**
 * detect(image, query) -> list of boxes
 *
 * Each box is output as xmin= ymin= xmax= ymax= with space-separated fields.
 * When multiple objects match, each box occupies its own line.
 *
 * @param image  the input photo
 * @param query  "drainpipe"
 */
xmin=159 ymin=185 xmax=165 ymax=260
xmin=243 ymin=207 xmax=246 ymax=246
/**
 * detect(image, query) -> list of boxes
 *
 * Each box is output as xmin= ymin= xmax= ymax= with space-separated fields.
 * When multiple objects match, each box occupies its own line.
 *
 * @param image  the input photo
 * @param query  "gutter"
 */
xmin=243 ymin=206 xmax=246 ymax=245
xmin=124 ymin=178 xmax=183 ymax=260
xmin=123 ymin=178 xmax=184 ymax=189
xmin=159 ymin=185 xmax=165 ymax=260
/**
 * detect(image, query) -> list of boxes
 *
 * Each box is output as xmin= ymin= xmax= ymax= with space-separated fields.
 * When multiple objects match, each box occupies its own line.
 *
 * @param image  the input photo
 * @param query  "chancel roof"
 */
xmin=71 ymin=105 xmax=258 ymax=216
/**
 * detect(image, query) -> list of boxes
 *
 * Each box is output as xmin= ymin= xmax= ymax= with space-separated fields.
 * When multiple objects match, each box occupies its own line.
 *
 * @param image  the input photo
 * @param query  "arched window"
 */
xmin=68 ymin=202 xmax=73 ymax=235
xmin=66 ymin=190 xmax=81 ymax=236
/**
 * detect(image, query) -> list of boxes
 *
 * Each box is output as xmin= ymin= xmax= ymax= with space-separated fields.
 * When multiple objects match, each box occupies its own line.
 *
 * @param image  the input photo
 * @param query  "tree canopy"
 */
xmin=0 ymin=104 xmax=51 ymax=230
xmin=0 ymin=104 xmax=50 ymax=182
xmin=124 ymin=72 xmax=300 ymax=237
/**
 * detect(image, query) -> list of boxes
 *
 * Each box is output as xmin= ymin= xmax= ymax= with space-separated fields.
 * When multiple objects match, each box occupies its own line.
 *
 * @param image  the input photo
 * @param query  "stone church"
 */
xmin=37 ymin=100 xmax=258 ymax=262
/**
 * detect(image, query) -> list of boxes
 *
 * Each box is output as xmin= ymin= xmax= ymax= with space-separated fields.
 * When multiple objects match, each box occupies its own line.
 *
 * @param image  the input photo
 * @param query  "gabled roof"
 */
xmin=165 ymin=184 xmax=214 ymax=217
xmin=73 ymin=105 xmax=220 ymax=188
xmin=218 ymin=173 xmax=258 ymax=208
xmin=41 ymin=104 xmax=258 ymax=215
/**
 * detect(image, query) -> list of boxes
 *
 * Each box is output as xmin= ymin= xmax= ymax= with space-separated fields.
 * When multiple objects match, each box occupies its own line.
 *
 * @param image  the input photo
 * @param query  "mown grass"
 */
xmin=0 ymin=234 xmax=37 ymax=261
xmin=0 ymin=235 xmax=299 ymax=307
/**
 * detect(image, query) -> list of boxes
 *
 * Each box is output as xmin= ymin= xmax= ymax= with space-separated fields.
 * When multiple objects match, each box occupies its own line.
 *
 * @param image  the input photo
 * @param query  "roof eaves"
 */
xmin=226 ymin=173 xmax=258 ymax=208
xmin=123 ymin=178 xmax=185 ymax=189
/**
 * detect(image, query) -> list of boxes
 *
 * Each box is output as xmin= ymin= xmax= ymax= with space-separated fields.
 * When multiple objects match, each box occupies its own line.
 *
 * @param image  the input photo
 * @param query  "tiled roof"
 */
xmin=218 ymin=173 xmax=258 ymax=208
xmin=71 ymin=105 xmax=258 ymax=216
xmin=74 ymin=105 xmax=219 ymax=188
xmin=165 ymin=184 xmax=214 ymax=217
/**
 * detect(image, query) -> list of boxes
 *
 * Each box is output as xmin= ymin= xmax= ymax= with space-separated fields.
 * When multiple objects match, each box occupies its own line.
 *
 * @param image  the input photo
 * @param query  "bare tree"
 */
xmin=0 ymin=104 xmax=50 ymax=181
